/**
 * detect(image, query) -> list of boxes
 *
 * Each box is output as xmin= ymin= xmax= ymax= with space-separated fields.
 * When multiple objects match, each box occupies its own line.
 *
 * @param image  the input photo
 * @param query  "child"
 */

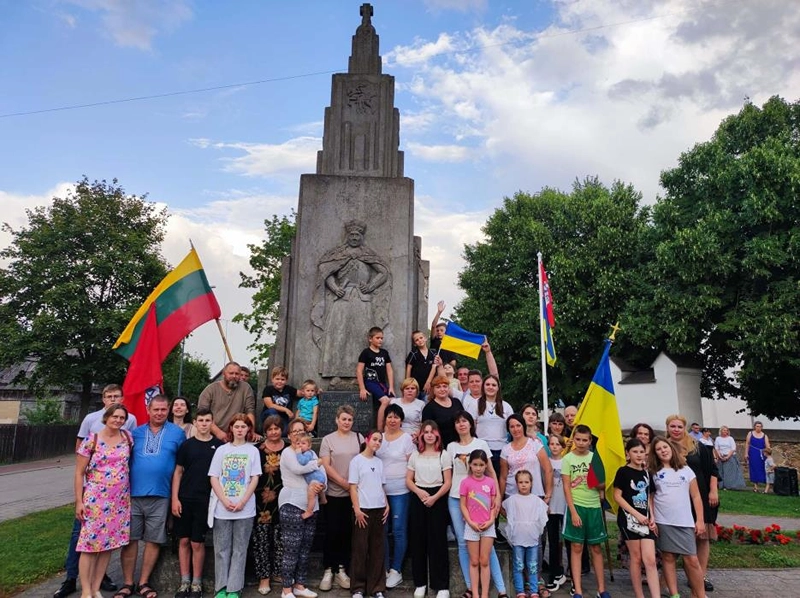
xmin=443 ymin=363 xmax=461 ymax=395
xmin=295 ymin=380 xmax=320 ymax=435
xmin=545 ymin=435 xmax=567 ymax=591
xmin=459 ymin=449 xmax=498 ymax=598
xmin=172 ymin=409 xmax=220 ymax=598
xmin=649 ymin=436 xmax=705 ymax=598
xmin=764 ymin=448 xmax=775 ymax=494
xmin=349 ymin=430 xmax=390 ymax=598
xmin=357 ymin=326 xmax=395 ymax=429
xmin=405 ymin=330 xmax=436 ymax=400
xmin=208 ymin=414 xmax=261 ymax=598
xmin=613 ymin=438 xmax=659 ymax=598
xmin=294 ymin=432 xmax=328 ymax=519
xmin=561 ymin=424 xmax=610 ymax=598
xmin=262 ymin=366 xmax=300 ymax=430
xmin=503 ymin=470 xmax=549 ymax=598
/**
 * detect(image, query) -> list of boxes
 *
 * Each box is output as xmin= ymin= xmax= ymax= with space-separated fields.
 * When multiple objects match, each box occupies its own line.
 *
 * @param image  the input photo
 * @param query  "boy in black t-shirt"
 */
xmin=356 ymin=326 xmax=395 ymax=430
xmin=261 ymin=365 xmax=300 ymax=432
xmin=171 ymin=409 xmax=221 ymax=598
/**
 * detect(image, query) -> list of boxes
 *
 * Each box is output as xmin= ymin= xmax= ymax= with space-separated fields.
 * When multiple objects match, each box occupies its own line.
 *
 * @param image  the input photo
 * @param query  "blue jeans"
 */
xmin=448 ymin=497 xmax=507 ymax=594
xmin=384 ymin=492 xmax=410 ymax=572
xmin=64 ymin=518 xmax=81 ymax=579
xmin=512 ymin=545 xmax=539 ymax=595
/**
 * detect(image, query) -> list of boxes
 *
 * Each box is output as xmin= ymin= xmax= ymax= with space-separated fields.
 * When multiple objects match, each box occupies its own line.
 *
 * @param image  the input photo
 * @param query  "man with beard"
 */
xmin=198 ymin=362 xmax=256 ymax=441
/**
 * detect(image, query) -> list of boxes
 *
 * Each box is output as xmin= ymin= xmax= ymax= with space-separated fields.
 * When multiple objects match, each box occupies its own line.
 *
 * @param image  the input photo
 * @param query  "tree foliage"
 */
xmin=161 ymin=347 xmax=211 ymax=405
xmin=0 ymin=177 xmax=169 ymax=418
xmin=624 ymin=96 xmax=800 ymax=419
xmin=234 ymin=211 xmax=296 ymax=365
xmin=456 ymin=177 xmax=650 ymax=408
xmin=21 ymin=397 xmax=66 ymax=425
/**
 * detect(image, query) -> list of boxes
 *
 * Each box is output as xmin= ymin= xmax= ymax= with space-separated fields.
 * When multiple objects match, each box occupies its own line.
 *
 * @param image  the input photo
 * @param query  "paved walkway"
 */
xmin=0 ymin=453 xmax=75 ymax=522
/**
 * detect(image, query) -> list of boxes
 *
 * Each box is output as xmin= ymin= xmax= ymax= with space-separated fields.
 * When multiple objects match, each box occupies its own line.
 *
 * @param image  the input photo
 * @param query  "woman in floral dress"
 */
xmin=252 ymin=415 xmax=288 ymax=594
xmin=74 ymin=403 xmax=132 ymax=598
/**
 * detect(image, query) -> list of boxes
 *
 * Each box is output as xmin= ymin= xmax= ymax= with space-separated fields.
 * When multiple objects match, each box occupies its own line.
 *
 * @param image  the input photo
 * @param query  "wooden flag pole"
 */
xmin=216 ymin=319 xmax=234 ymax=363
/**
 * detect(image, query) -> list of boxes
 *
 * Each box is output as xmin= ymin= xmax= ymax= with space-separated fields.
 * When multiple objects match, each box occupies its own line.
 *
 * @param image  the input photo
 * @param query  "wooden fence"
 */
xmin=0 ymin=424 xmax=78 ymax=463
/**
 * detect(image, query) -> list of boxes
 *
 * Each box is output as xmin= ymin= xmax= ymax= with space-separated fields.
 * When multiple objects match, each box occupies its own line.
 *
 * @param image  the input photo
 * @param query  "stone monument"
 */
xmin=271 ymin=3 xmax=429 ymax=400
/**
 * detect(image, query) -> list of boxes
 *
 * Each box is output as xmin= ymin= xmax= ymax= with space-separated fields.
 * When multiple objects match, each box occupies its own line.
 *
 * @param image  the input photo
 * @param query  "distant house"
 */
xmin=0 ymin=357 xmax=102 ymax=424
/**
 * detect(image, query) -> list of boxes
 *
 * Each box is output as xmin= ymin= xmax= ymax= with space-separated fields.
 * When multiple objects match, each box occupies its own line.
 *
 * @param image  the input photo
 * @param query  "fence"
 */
xmin=0 ymin=423 xmax=79 ymax=463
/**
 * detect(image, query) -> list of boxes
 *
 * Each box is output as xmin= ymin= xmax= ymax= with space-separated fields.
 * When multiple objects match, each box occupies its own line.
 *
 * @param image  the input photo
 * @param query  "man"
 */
xmin=54 ymin=384 xmax=137 ymax=598
xmin=198 ymin=362 xmax=256 ymax=441
xmin=689 ymin=422 xmax=703 ymax=440
xmin=456 ymin=367 xmax=470 ymax=394
xmin=429 ymin=300 xmax=457 ymax=366
xmin=118 ymin=395 xmax=185 ymax=598
xmin=564 ymin=405 xmax=578 ymax=437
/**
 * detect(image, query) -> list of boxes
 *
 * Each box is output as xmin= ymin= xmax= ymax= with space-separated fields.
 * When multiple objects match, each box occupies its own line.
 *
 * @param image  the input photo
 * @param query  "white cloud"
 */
xmin=385 ymin=33 xmax=458 ymax=67
xmin=401 ymin=110 xmax=437 ymax=133
xmin=63 ymin=0 xmax=192 ymax=50
xmin=191 ymin=136 xmax=321 ymax=178
xmin=407 ymin=142 xmax=472 ymax=162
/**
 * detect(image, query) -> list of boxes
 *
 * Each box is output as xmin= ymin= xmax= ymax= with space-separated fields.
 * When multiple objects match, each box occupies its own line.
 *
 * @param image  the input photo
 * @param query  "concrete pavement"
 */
xmin=0 ymin=452 xmax=75 ymax=522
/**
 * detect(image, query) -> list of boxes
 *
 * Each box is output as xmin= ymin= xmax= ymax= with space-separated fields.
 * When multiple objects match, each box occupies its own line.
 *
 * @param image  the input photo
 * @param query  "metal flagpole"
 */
xmin=538 ymin=251 xmax=549 ymax=433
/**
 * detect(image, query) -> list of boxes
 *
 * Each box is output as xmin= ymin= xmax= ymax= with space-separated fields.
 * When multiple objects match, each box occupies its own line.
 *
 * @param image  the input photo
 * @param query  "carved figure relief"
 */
xmin=347 ymin=84 xmax=377 ymax=115
xmin=311 ymin=220 xmax=392 ymax=377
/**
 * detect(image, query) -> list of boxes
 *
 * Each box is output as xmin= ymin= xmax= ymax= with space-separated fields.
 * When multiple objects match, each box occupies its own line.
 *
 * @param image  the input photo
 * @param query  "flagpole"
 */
xmin=215 ymin=318 xmax=234 ymax=363
xmin=538 ymin=252 xmax=549 ymax=433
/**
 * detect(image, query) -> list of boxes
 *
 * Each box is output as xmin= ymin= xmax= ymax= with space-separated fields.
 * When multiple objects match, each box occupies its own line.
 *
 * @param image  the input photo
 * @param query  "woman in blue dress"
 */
xmin=745 ymin=421 xmax=770 ymax=492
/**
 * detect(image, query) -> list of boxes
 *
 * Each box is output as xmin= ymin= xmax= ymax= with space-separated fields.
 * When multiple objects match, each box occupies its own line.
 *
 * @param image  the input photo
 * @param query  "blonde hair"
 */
xmin=400 ymin=377 xmax=420 ymax=392
xmin=665 ymin=413 xmax=697 ymax=455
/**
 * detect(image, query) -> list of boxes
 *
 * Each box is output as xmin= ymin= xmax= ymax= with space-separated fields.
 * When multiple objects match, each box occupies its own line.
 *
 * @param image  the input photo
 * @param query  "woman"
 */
xmin=75 ymin=404 xmax=132 ymax=598
xmin=319 ymin=405 xmax=363 ymax=591
xmin=406 ymin=330 xmax=436 ymax=401
xmin=714 ymin=425 xmax=746 ymax=490
xmin=546 ymin=412 xmax=566 ymax=438
xmin=469 ymin=375 xmax=512 ymax=473
xmin=699 ymin=428 xmax=714 ymax=447
xmin=499 ymin=415 xmax=553 ymax=501
xmin=252 ymin=415 xmax=289 ymax=595
xmin=169 ymin=397 xmax=195 ymax=438
xmin=665 ymin=414 xmax=718 ymax=594
xmin=388 ymin=378 xmax=426 ymax=437
xmin=520 ymin=404 xmax=549 ymax=452
xmin=745 ymin=421 xmax=770 ymax=492
xmin=376 ymin=404 xmax=415 ymax=588
xmin=279 ymin=419 xmax=325 ymax=598
xmin=630 ymin=423 xmax=655 ymax=454
xmin=446 ymin=411 xmax=507 ymax=598
xmin=406 ymin=421 xmax=452 ymax=598
xmin=421 ymin=375 xmax=464 ymax=448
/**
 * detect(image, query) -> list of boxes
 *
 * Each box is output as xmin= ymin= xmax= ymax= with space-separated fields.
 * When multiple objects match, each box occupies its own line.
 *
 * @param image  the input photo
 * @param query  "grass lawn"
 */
xmin=718 ymin=488 xmax=800 ymax=518
xmin=0 ymin=504 xmax=74 ymax=597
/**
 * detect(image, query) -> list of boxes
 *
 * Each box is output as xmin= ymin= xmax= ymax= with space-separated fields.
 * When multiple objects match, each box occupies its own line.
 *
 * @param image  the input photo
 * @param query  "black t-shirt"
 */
xmin=429 ymin=336 xmax=456 ymax=365
xmin=613 ymin=465 xmax=650 ymax=524
xmin=358 ymin=347 xmax=392 ymax=384
xmin=176 ymin=436 xmax=221 ymax=501
xmin=405 ymin=348 xmax=435 ymax=390
xmin=421 ymin=397 xmax=464 ymax=448
xmin=262 ymin=384 xmax=298 ymax=411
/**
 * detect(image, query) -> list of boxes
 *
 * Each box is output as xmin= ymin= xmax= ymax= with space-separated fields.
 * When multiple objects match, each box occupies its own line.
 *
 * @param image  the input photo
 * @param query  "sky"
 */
xmin=1 ymin=0 xmax=799 ymax=376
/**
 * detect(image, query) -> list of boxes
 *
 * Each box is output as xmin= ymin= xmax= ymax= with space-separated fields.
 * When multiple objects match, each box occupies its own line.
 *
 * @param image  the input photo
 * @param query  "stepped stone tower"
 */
xmin=271 ymin=4 xmax=429 ymax=392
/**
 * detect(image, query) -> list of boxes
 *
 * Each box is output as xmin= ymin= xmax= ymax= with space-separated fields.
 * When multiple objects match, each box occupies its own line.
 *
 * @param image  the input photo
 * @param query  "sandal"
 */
xmin=137 ymin=583 xmax=158 ymax=598
xmin=113 ymin=584 xmax=136 ymax=598
xmin=537 ymin=588 xmax=551 ymax=598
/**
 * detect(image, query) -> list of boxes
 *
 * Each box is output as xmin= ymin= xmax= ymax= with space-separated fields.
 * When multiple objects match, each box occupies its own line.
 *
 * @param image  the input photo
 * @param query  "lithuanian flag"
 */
xmin=113 ymin=248 xmax=221 ymax=361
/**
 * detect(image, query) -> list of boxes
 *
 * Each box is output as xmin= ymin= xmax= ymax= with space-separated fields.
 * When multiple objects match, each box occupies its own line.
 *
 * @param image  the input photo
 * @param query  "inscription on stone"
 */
xmin=316 ymin=391 xmax=374 ymax=436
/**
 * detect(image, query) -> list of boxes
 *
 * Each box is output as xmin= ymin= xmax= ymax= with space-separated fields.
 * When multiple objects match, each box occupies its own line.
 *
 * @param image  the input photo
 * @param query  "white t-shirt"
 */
xmin=407 ymin=450 xmax=451 ymax=487
xmin=376 ymin=432 xmax=415 ymax=495
xmin=502 ymin=493 xmax=549 ymax=548
xmin=714 ymin=436 xmax=736 ymax=458
xmin=460 ymin=392 xmax=479 ymax=414
xmin=446 ymin=437 xmax=492 ymax=499
xmin=651 ymin=465 xmax=697 ymax=527
xmin=549 ymin=456 xmax=566 ymax=515
xmin=208 ymin=442 xmax=261 ymax=520
xmin=391 ymin=398 xmax=426 ymax=436
xmin=466 ymin=400 xmax=512 ymax=451
xmin=500 ymin=437 xmax=545 ymax=497
xmin=348 ymin=453 xmax=387 ymax=509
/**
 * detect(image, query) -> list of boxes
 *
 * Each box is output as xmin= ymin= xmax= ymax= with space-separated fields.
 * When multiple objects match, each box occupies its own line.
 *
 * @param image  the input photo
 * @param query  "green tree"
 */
xmin=234 ymin=211 xmax=296 ymax=365
xmin=0 ymin=177 xmax=168 ymax=419
xmin=21 ymin=396 xmax=66 ymax=425
xmin=456 ymin=177 xmax=650 ymax=408
xmin=161 ymin=347 xmax=211 ymax=405
xmin=624 ymin=96 xmax=800 ymax=419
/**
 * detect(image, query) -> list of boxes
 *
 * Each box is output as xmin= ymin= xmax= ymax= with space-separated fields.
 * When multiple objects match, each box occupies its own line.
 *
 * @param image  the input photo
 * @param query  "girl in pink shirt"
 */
xmin=460 ymin=449 xmax=498 ymax=598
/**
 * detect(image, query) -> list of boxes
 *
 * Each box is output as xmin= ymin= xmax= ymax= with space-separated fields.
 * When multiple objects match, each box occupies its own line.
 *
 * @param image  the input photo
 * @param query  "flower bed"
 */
xmin=715 ymin=523 xmax=793 ymax=545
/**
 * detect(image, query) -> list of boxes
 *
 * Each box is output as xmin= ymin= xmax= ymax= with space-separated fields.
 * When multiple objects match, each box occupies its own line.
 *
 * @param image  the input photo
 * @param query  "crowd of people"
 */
xmin=59 ymin=304 xmax=770 ymax=598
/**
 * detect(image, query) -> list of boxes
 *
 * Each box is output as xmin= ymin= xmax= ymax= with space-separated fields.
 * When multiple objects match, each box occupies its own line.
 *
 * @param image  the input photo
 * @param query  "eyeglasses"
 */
xmin=106 ymin=394 xmax=123 ymax=399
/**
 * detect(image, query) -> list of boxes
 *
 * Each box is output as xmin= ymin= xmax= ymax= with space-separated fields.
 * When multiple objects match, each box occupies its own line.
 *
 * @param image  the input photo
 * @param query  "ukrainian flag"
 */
xmin=440 ymin=322 xmax=485 ymax=360
xmin=572 ymin=339 xmax=626 ymax=512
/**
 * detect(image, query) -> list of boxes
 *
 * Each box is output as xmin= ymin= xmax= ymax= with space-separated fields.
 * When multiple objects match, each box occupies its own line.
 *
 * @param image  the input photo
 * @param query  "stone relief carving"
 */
xmin=311 ymin=220 xmax=392 ymax=377
xmin=347 ymin=84 xmax=377 ymax=115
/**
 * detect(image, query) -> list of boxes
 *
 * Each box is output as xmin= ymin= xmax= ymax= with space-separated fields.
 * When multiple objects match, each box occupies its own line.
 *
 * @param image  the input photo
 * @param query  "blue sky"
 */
xmin=2 ymin=0 xmax=799 ymax=374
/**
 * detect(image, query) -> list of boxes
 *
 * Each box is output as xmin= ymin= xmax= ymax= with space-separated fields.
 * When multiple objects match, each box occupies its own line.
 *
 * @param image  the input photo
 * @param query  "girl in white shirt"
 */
xmin=648 ymin=437 xmax=705 ymax=598
xmin=406 ymin=421 xmax=452 ymax=598
xmin=467 ymin=375 xmax=512 ymax=472
xmin=349 ymin=431 xmax=390 ymax=598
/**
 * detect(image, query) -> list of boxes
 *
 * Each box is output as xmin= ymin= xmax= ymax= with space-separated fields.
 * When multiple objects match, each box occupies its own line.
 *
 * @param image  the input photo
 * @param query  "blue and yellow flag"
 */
xmin=572 ymin=339 xmax=626 ymax=512
xmin=540 ymin=261 xmax=556 ymax=366
xmin=440 ymin=322 xmax=485 ymax=360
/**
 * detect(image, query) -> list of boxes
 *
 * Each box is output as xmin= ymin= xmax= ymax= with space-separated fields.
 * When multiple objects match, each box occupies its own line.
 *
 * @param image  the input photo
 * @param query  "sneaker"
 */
xmin=435 ymin=591 xmax=450 ymax=598
xmin=597 ymin=592 xmax=611 ymax=598
xmin=54 ymin=579 xmax=77 ymax=598
xmin=335 ymin=569 xmax=351 ymax=590
xmin=386 ymin=569 xmax=403 ymax=589
xmin=189 ymin=584 xmax=203 ymax=598
xmin=570 ymin=585 xmax=576 ymax=596
xmin=227 ymin=593 xmax=240 ymax=598
xmin=101 ymin=576 xmax=118 ymax=592
xmin=175 ymin=582 xmax=191 ymax=598
xmin=546 ymin=575 xmax=566 ymax=591
xmin=319 ymin=570 xmax=333 ymax=592
xmin=294 ymin=589 xmax=318 ymax=598
xmin=352 ymin=593 xmax=364 ymax=598
xmin=374 ymin=593 xmax=386 ymax=598
xmin=704 ymin=578 xmax=714 ymax=592
xmin=413 ymin=587 xmax=427 ymax=598
xmin=214 ymin=590 xmax=227 ymax=598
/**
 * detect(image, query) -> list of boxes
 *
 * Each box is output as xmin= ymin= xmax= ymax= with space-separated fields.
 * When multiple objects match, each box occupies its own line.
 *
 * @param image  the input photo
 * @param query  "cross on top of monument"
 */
xmin=360 ymin=3 xmax=373 ymax=26
xmin=350 ymin=3 xmax=380 ymax=75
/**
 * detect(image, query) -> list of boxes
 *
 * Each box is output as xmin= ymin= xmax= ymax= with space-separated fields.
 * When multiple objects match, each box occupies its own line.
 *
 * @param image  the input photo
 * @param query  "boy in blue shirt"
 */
xmin=295 ymin=379 xmax=320 ymax=436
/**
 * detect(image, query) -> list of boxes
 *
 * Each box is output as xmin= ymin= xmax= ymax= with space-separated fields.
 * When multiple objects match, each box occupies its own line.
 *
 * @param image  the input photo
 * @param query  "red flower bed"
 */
xmin=714 ymin=523 xmax=793 ymax=545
